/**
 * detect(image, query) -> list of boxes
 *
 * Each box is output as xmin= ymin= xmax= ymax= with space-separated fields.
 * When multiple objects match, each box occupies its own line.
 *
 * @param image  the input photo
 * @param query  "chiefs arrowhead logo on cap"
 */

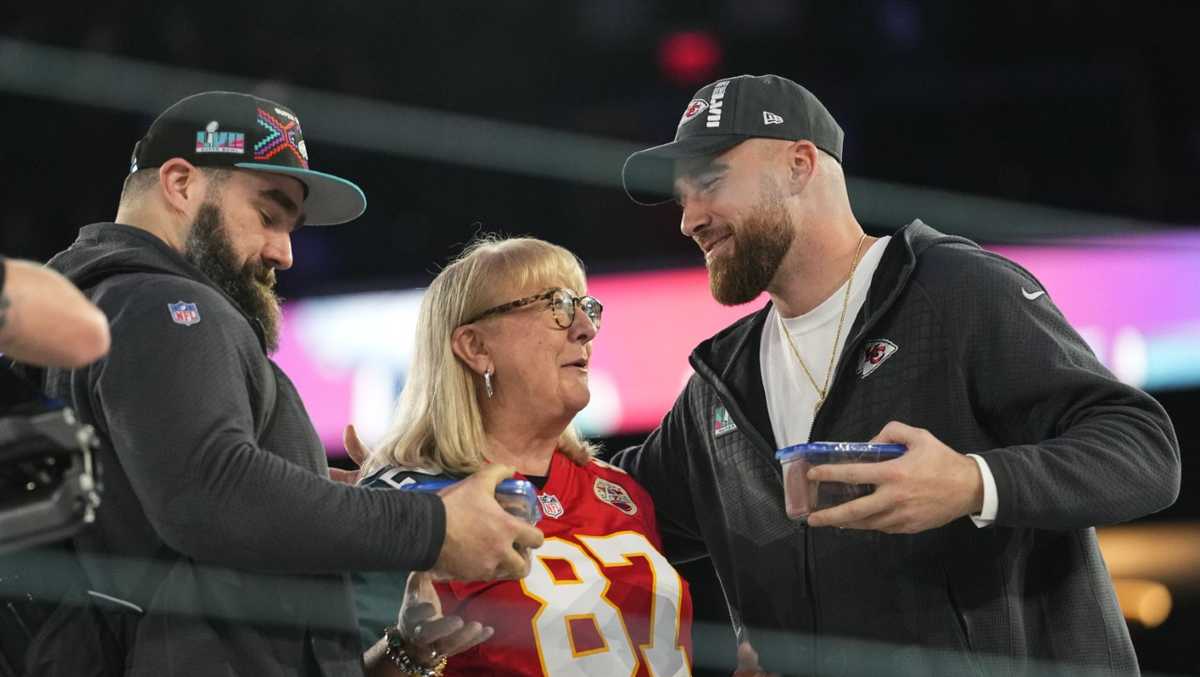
xmin=678 ymin=99 xmax=709 ymax=128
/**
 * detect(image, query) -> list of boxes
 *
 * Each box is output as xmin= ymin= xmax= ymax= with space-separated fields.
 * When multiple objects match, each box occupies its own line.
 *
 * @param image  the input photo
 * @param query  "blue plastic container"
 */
xmin=774 ymin=442 xmax=906 ymax=522
xmin=401 ymin=478 xmax=541 ymax=526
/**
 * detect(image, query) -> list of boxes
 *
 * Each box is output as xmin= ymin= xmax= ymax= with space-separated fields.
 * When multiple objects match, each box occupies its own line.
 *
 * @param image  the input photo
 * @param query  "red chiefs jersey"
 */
xmin=437 ymin=451 xmax=693 ymax=676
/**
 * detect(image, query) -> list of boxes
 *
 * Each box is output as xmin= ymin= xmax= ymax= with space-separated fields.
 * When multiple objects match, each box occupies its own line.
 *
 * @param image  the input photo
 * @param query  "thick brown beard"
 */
xmin=184 ymin=203 xmax=282 ymax=352
xmin=708 ymin=176 xmax=794 ymax=306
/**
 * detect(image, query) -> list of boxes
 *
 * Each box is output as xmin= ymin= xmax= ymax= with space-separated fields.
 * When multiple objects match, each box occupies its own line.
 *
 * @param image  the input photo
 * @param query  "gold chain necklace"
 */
xmin=776 ymin=233 xmax=868 ymax=414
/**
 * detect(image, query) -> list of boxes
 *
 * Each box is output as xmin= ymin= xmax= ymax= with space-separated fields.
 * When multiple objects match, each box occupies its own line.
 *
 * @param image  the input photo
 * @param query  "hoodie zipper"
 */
xmin=689 ymin=357 xmax=816 ymax=664
xmin=803 ymin=234 xmax=918 ymax=667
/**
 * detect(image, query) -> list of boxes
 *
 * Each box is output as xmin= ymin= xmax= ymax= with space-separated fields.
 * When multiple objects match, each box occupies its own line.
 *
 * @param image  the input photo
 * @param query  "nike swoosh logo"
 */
xmin=1022 ymin=288 xmax=1045 ymax=300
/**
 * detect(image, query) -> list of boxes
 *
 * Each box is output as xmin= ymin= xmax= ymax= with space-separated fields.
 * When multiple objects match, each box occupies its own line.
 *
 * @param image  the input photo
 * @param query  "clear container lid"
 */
xmin=401 ymin=478 xmax=540 ymax=524
xmin=775 ymin=442 xmax=907 ymax=462
xmin=397 ymin=478 xmax=534 ymax=495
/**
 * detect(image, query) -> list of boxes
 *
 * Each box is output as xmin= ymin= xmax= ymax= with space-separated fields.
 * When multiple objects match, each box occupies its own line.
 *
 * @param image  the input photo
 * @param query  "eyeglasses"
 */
xmin=467 ymin=288 xmax=603 ymax=330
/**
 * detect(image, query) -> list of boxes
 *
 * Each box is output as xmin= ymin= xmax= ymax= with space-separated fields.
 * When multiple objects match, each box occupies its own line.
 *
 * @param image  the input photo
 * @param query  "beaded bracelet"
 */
xmin=383 ymin=625 xmax=448 ymax=677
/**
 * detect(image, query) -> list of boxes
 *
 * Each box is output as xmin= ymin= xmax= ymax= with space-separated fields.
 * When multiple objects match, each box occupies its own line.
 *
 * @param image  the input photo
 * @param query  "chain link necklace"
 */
xmin=776 ymin=233 xmax=868 ymax=414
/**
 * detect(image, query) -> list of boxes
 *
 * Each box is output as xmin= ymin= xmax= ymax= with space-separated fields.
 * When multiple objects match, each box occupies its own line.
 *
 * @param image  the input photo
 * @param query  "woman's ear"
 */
xmin=451 ymin=323 xmax=491 ymax=375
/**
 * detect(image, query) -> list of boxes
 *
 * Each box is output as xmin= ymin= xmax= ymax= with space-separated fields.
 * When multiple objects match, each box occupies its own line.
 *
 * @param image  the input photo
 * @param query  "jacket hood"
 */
xmin=48 ymin=223 xmax=207 ymax=290
xmin=49 ymin=222 xmax=267 ymax=348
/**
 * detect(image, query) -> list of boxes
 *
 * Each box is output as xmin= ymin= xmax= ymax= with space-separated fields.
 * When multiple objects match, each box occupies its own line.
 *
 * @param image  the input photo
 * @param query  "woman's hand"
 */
xmin=732 ymin=641 xmax=780 ymax=677
xmin=398 ymin=571 xmax=494 ymax=665
xmin=329 ymin=424 xmax=369 ymax=485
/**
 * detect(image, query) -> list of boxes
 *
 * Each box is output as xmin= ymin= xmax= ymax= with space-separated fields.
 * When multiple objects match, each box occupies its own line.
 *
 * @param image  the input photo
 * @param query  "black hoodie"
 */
xmin=40 ymin=223 xmax=444 ymax=677
xmin=612 ymin=221 xmax=1179 ymax=676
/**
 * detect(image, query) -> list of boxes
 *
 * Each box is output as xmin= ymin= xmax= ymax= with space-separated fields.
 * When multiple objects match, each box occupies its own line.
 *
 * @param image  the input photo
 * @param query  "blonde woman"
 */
xmin=353 ymin=236 xmax=694 ymax=676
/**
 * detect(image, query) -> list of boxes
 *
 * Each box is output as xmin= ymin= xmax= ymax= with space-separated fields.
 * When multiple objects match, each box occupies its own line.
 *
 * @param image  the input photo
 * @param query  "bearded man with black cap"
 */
xmin=25 ymin=91 xmax=542 ymax=676
xmin=611 ymin=74 xmax=1179 ymax=675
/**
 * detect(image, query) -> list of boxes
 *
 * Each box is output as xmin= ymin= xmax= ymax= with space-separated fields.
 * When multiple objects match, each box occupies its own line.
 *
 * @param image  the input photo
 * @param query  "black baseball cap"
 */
xmin=130 ymin=91 xmax=366 ymax=226
xmin=621 ymin=74 xmax=844 ymax=205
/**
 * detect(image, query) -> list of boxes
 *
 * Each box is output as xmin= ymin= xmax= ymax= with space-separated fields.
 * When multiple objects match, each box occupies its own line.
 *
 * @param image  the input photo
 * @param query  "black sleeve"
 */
xmin=940 ymin=249 xmax=1180 ymax=529
xmin=609 ymin=379 xmax=708 ymax=562
xmin=353 ymin=468 xmax=452 ymax=649
xmin=0 ymin=255 xmax=8 ymax=295
xmin=91 ymin=278 xmax=444 ymax=573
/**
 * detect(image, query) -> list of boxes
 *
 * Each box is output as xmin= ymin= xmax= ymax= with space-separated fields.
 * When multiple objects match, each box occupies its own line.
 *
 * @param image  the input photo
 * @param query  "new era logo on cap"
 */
xmin=763 ymin=111 xmax=784 ymax=125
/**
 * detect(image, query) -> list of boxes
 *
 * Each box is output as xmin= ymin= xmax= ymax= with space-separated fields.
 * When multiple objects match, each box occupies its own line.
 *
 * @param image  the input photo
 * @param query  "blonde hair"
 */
xmin=360 ymin=234 xmax=597 ymax=478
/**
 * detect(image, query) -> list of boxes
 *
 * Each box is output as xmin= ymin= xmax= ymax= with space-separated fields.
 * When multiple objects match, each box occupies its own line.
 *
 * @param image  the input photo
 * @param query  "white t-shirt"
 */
xmin=759 ymin=235 xmax=998 ymax=525
xmin=761 ymin=237 xmax=890 ymax=449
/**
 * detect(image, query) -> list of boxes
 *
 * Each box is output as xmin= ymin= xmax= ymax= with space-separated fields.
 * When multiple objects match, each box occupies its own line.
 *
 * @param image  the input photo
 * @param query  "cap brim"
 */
xmin=235 ymin=163 xmax=367 ymax=226
xmin=621 ymin=135 xmax=749 ymax=206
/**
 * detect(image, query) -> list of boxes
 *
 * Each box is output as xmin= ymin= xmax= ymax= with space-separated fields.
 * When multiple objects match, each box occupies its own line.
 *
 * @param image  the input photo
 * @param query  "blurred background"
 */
xmin=3 ymin=1 xmax=1198 ymax=674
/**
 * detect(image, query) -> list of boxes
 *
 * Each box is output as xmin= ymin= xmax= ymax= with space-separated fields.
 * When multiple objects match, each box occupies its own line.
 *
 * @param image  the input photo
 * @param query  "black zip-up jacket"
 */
xmin=38 ymin=223 xmax=445 ymax=677
xmin=611 ymin=221 xmax=1180 ymax=676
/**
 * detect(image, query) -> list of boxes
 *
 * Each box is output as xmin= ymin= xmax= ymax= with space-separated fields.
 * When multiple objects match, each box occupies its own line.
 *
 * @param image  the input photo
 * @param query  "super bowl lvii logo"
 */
xmin=196 ymin=121 xmax=245 ymax=155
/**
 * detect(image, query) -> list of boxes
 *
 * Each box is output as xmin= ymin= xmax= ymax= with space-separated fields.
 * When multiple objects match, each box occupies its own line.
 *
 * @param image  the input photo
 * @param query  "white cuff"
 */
xmin=966 ymin=454 xmax=998 ymax=527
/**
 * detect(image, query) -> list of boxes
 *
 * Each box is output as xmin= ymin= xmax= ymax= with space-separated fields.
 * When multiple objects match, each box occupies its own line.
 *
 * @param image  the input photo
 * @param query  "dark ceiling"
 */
xmin=4 ymin=1 xmax=1200 ymax=298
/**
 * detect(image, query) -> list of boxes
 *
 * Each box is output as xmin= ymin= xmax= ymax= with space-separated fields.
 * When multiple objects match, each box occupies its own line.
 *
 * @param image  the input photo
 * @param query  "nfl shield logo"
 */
xmin=168 ymin=301 xmax=201 ymax=326
xmin=538 ymin=494 xmax=564 ymax=519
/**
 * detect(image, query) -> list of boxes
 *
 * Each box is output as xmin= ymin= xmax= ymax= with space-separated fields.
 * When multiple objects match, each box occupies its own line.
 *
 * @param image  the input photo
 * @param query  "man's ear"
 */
xmin=158 ymin=158 xmax=204 ymax=217
xmin=783 ymin=140 xmax=820 ymax=195
xmin=451 ymin=323 xmax=492 ymax=375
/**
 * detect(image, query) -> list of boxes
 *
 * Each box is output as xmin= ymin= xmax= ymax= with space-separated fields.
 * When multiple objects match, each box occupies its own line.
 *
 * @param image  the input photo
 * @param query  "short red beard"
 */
xmin=707 ymin=177 xmax=794 ymax=306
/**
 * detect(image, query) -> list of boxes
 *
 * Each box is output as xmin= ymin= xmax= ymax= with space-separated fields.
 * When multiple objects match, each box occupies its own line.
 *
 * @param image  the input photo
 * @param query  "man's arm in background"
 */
xmin=0 ymin=256 xmax=110 ymax=368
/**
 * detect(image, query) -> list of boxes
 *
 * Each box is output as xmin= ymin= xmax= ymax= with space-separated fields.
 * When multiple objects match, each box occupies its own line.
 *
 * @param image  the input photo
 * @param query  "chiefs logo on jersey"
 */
xmin=593 ymin=478 xmax=638 ymax=516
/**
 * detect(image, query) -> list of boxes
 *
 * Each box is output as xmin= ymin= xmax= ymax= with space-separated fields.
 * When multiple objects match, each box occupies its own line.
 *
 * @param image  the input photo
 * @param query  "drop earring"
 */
xmin=484 ymin=366 xmax=494 ymax=398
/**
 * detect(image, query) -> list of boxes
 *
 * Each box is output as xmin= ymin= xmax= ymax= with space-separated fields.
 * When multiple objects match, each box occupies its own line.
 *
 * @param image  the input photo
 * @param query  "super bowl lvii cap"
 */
xmin=622 ymin=74 xmax=844 ymax=205
xmin=130 ymin=91 xmax=366 ymax=226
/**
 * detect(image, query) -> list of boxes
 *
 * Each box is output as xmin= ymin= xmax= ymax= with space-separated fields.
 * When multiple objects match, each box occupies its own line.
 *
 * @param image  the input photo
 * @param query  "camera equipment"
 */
xmin=0 ymin=407 xmax=100 ymax=555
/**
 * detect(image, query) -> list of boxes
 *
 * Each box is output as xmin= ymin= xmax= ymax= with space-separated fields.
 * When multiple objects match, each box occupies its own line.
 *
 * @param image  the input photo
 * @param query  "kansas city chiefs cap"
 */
xmin=622 ymin=74 xmax=844 ymax=205
xmin=130 ymin=91 xmax=366 ymax=226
